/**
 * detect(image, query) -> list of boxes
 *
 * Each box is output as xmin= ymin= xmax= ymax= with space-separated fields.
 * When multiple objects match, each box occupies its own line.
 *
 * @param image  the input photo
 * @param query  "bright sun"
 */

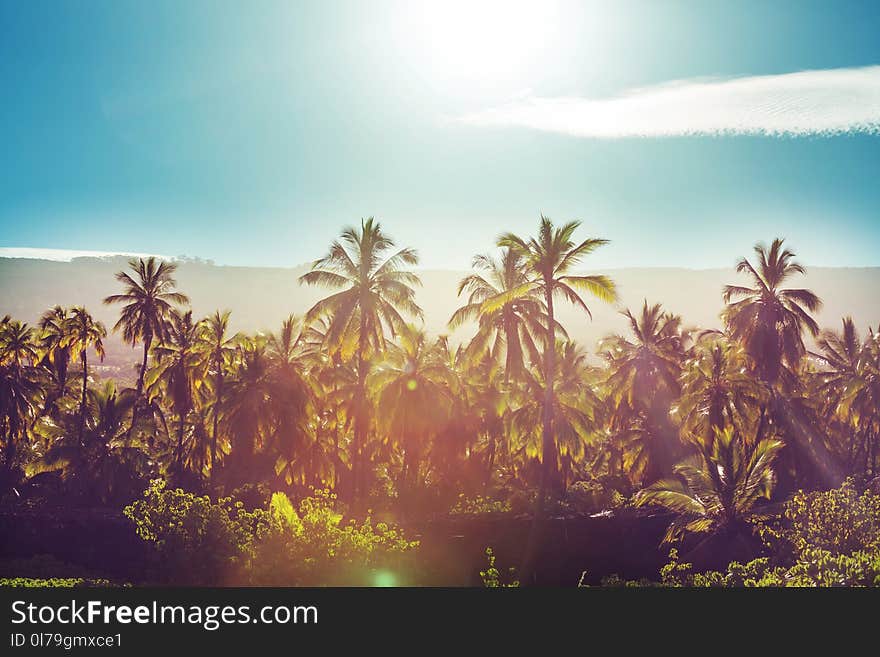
xmin=393 ymin=0 xmax=561 ymax=87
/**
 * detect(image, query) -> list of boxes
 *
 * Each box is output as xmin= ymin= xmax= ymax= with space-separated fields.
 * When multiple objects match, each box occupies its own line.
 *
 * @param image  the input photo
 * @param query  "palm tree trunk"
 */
xmin=485 ymin=432 xmax=496 ymax=487
xmin=520 ymin=281 xmax=558 ymax=585
xmin=354 ymin=312 xmax=368 ymax=511
xmin=77 ymin=350 xmax=88 ymax=447
xmin=128 ymin=332 xmax=152 ymax=438
xmin=177 ymin=409 xmax=186 ymax=469
xmin=539 ymin=283 xmax=558 ymax=508
xmin=211 ymin=367 xmax=223 ymax=483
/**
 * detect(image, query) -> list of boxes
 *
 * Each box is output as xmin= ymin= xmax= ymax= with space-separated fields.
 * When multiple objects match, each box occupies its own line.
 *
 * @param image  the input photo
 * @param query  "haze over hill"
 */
xmin=2 ymin=255 xmax=879 ymax=372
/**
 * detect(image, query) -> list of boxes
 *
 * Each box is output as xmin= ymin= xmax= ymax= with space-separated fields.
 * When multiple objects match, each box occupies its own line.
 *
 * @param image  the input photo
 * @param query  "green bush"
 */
xmin=248 ymin=489 xmax=419 ymax=586
xmin=599 ymin=479 xmax=880 ymax=587
xmin=566 ymin=480 xmax=625 ymax=515
xmin=764 ymin=478 xmax=880 ymax=558
xmin=450 ymin=493 xmax=511 ymax=516
xmin=0 ymin=577 xmax=115 ymax=587
xmin=124 ymin=479 xmax=267 ymax=585
xmin=124 ymin=480 xmax=418 ymax=586
xmin=479 ymin=548 xmax=519 ymax=588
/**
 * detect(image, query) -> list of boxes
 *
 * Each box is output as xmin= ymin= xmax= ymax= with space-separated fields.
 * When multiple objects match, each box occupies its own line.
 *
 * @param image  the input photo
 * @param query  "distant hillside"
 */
xmin=2 ymin=256 xmax=879 ymax=374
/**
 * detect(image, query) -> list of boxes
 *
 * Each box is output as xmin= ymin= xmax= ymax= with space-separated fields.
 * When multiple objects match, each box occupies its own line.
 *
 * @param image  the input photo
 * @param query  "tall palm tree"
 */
xmin=103 ymin=257 xmax=189 ymax=436
xmin=197 ymin=310 xmax=240 ymax=479
xmin=508 ymin=341 xmax=599 ymax=490
xmin=0 ymin=320 xmax=40 ymax=478
xmin=677 ymin=336 xmax=765 ymax=444
xmin=497 ymin=215 xmax=616 ymax=509
xmin=265 ymin=316 xmax=312 ymax=489
xmin=723 ymin=239 xmax=839 ymax=488
xmin=603 ymin=301 xmax=684 ymax=407
xmin=63 ymin=307 xmax=107 ymax=446
xmin=149 ymin=309 xmax=203 ymax=470
xmin=813 ymin=318 xmax=879 ymax=474
xmin=449 ymin=248 xmax=550 ymax=382
xmin=299 ymin=218 xmax=422 ymax=507
xmin=723 ymin=238 xmax=821 ymax=387
xmin=38 ymin=306 xmax=72 ymax=414
xmin=370 ymin=324 xmax=454 ymax=500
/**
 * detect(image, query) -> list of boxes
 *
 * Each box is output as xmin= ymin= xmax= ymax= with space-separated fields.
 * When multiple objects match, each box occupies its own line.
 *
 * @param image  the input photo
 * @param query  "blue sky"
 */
xmin=1 ymin=0 xmax=879 ymax=269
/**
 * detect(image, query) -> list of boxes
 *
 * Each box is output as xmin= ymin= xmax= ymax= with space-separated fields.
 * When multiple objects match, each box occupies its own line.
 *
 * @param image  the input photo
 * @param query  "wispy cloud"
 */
xmin=459 ymin=66 xmax=880 ymax=138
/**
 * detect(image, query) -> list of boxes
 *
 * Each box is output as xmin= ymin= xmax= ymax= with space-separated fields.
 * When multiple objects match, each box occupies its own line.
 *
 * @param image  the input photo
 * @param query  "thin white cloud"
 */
xmin=459 ymin=66 xmax=880 ymax=138
xmin=0 ymin=248 xmax=168 ymax=262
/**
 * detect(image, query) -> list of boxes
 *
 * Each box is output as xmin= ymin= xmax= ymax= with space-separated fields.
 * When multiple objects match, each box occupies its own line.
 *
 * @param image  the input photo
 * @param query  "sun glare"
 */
xmin=393 ymin=0 xmax=561 ymax=88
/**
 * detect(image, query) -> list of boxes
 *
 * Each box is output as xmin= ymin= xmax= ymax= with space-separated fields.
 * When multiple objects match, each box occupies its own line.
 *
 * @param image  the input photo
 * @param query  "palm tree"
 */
xmin=265 ymin=316 xmax=312 ymax=488
xmin=197 ymin=310 xmax=241 ymax=479
xmin=677 ymin=336 xmax=765 ymax=445
xmin=370 ymin=324 xmax=454 ymax=501
xmin=497 ymin=215 xmax=616 ymax=510
xmin=0 ymin=320 xmax=40 ymax=479
xmin=103 ymin=257 xmax=189 ymax=436
xmin=635 ymin=425 xmax=783 ymax=544
xmin=603 ymin=301 xmax=684 ymax=407
xmin=723 ymin=238 xmax=821 ymax=387
xmin=508 ymin=341 xmax=599 ymax=490
xmin=449 ymin=248 xmax=550 ymax=382
xmin=723 ymin=239 xmax=840 ymax=489
xmin=38 ymin=306 xmax=72 ymax=414
xmin=813 ymin=318 xmax=879 ymax=474
xmin=299 ymin=218 xmax=422 ymax=507
xmin=149 ymin=309 xmax=203 ymax=471
xmin=63 ymin=307 xmax=107 ymax=446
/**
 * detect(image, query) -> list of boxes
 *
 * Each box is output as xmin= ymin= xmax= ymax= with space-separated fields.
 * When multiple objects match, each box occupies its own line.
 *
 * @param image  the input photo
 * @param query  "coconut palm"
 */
xmin=197 ymin=310 xmax=241 ymax=478
xmin=103 ymin=257 xmax=189 ymax=435
xmin=600 ymin=302 xmax=685 ymax=483
xmin=37 ymin=306 xmax=72 ymax=414
xmin=370 ymin=324 xmax=454 ymax=499
xmin=722 ymin=238 xmax=821 ymax=387
xmin=497 ymin=215 xmax=616 ymax=509
xmin=0 ymin=320 xmax=40 ymax=478
xmin=635 ymin=425 xmax=783 ymax=544
xmin=265 ymin=316 xmax=312 ymax=488
xmin=299 ymin=218 xmax=422 ymax=506
xmin=723 ymin=239 xmax=841 ymax=489
xmin=449 ymin=248 xmax=551 ymax=382
xmin=508 ymin=341 xmax=599 ymax=491
xmin=63 ymin=307 xmax=107 ymax=446
xmin=148 ymin=309 xmax=204 ymax=471
xmin=677 ymin=336 xmax=765 ymax=444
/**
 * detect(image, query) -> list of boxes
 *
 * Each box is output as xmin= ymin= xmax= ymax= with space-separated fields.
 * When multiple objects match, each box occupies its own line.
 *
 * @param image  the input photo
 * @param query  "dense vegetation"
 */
xmin=2 ymin=216 xmax=879 ymax=585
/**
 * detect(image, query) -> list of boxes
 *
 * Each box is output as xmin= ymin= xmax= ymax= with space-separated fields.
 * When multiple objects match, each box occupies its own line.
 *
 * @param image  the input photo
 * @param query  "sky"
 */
xmin=1 ymin=0 xmax=880 ymax=270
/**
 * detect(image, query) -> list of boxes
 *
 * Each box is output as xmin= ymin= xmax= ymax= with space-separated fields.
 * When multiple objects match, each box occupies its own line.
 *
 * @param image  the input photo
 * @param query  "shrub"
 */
xmin=600 ymin=479 xmax=880 ymax=587
xmin=0 ymin=577 xmax=116 ymax=587
xmin=124 ymin=480 xmax=419 ymax=586
xmin=123 ymin=479 xmax=269 ymax=585
xmin=450 ymin=493 xmax=511 ymax=516
xmin=479 ymin=548 xmax=519 ymax=588
xmin=764 ymin=478 xmax=880 ymax=558
xmin=566 ymin=480 xmax=625 ymax=515
xmin=248 ymin=489 xmax=419 ymax=586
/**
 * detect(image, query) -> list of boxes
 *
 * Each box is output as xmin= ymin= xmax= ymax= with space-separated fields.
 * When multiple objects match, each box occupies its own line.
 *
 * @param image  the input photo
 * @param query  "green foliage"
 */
xmin=0 ymin=577 xmax=116 ymax=587
xmin=124 ymin=480 xmax=418 ymax=586
xmin=763 ymin=478 xmax=880 ymax=557
xmin=479 ymin=548 xmax=519 ymax=588
xmin=565 ymin=480 xmax=625 ymax=515
xmin=249 ymin=488 xmax=419 ymax=586
xmin=450 ymin=493 xmax=512 ymax=516
xmin=123 ymin=479 xmax=268 ymax=585
xmin=607 ymin=480 xmax=880 ymax=587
